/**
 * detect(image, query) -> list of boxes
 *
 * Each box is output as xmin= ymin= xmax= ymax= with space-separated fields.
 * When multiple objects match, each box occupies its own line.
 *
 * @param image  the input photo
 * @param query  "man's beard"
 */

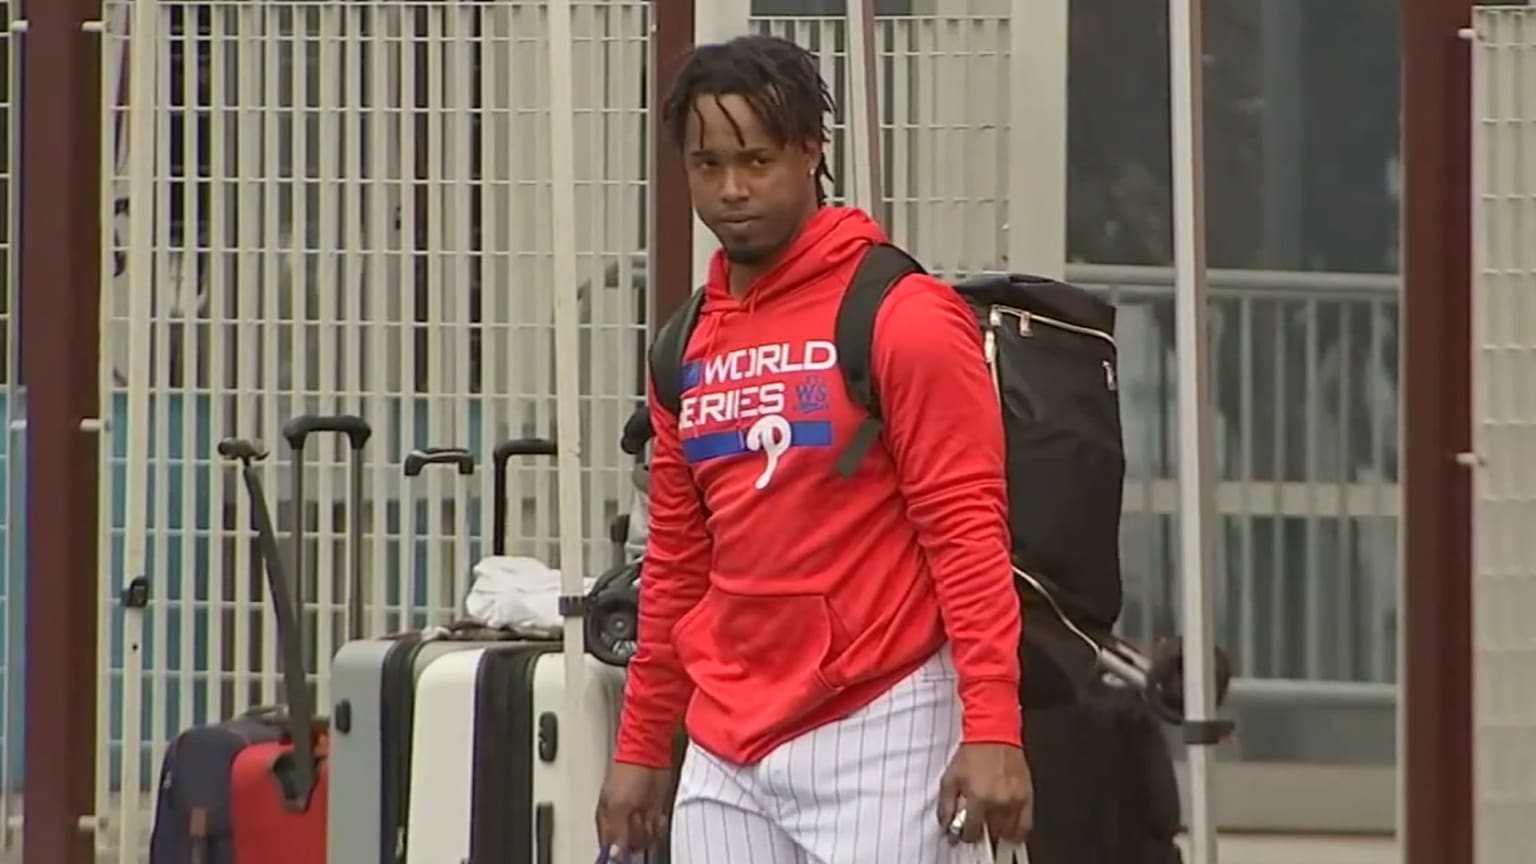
xmin=721 ymin=239 xmax=771 ymax=265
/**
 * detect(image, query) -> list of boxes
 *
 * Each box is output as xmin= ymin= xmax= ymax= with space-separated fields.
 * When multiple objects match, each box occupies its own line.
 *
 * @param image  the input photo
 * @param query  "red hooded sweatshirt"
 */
xmin=614 ymin=207 xmax=1022 ymax=768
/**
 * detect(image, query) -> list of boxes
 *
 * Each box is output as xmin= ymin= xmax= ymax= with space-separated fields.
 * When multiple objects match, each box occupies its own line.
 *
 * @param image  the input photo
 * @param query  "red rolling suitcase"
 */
xmin=226 ymin=721 xmax=329 ymax=864
xmin=219 ymin=430 xmax=335 ymax=864
xmin=149 ymin=414 xmax=370 ymax=864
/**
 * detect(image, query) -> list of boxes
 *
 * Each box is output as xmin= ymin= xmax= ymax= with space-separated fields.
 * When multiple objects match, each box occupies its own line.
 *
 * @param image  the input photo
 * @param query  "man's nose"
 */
xmin=720 ymin=167 xmax=750 ymax=203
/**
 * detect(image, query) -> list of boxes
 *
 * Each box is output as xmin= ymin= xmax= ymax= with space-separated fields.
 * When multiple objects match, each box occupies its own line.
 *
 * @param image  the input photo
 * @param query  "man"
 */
xmin=597 ymin=34 xmax=1032 ymax=862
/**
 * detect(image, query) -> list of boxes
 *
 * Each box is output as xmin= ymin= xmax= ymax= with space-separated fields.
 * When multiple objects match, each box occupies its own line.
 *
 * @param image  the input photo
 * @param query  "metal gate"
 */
xmin=1471 ymin=7 xmax=1536 ymax=864
xmin=96 ymin=0 xmax=654 ymax=853
xmin=92 ymin=3 xmax=1021 ymax=857
xmin=79 ymin=1 xmax=1411 ymax=858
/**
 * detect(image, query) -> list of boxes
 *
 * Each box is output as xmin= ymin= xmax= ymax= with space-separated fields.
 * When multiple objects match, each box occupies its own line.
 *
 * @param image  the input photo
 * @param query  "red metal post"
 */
xmin=650 ymin=0 xmax=695 ymax=324
xmin=19 ymin=1 xmax=104 ymax=862
xmin=1399 ymin=0 xmax=1473 ymax=862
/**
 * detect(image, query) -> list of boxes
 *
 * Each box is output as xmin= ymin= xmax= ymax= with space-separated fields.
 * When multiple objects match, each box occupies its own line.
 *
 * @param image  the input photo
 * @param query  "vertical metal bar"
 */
xmin=424 ymin=1 xmax=445 ymax=629
xmin=651 ymin=0 xmax=695 ymax=324
xmin=398 ymin=8 xmax=418 ymax=627
xmin=1370 ymin=296 xmax=1390 ymax=682
xmin=119 ymin=0 xmax=157 ymax=849
xmin=150 ymin=0 xmax=172 ymax=786
xmin=1337 ymin=301 xmax=1356 ymax=676
xmin=579 ymin=3 xmax=606 ymax=575
xmin=1259 ymin=0 xmax=1302 ymax=267
xmin=233 ymin=0 xmax=260 ymax=710
xmin=4 ymin=1 xmax=26 ymax=845
xmin=21 ymin=0 xmax=103 ymax=860
xmin=259 ymin=4 xmax=281 ymax=706
xmin=1269 ymin=307 xmax=1287 ymax=672
xmin=90 ymin=3 xmax=128 ymax=851
xmin=689 ymin=0 xmax=749 ymax=286
xmin=815 ymin=20 xmax=837 ymax=203
xmin=450 ymin=0 xmax=473 ymax=611
xmin=844 ymin=0 xmax=881 ymax=219
xmin=1006 ymin=0 xmax=1066 ymax=278
xmin=175 ymin=2 xmax=198 ymax=747
xmin=1400 ymin=0 xmax=1475 ymax=862
xmin=890 ymin=19 xmax=911 ymax=245
xmin=915 ymin=19 xmax=937 ymax=267
xmin=546 ymin=1 xmax=588 ymax=862
xmin=1304 ymin=297 xmax=1321 ymax=678
xmin=1238 ymin=298 xmax=1256 ymax=673
xmin=367 ymin=3 xmax=392 ymax=637
xmin=206 ymin=0 xmax=229 ymax=724
xmin=313 ymin=4 xmax=340 ymax=675
xmin=1167 ymin=0 xmax=1219 ymax=860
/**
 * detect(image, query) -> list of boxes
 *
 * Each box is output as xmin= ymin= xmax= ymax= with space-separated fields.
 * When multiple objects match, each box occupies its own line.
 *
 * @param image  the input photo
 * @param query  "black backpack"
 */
xmin=648 ymin=242 xmax=1128 ymax=706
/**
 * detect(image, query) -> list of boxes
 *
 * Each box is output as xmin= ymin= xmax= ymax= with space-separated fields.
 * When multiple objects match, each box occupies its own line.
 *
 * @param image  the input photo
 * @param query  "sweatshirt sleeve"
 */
xmin=613 ymin=384 xmax=712 ymax=768
xmin=872 ymin=275 xmax=1023 ymax=747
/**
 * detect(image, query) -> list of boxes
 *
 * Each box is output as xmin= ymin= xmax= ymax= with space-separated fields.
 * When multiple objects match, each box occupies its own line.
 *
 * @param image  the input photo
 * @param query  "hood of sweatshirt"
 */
xmin=689 ymin=207 xmax=887 ymax=365
xmin=704 ymin=206 xmax=887 ymax=310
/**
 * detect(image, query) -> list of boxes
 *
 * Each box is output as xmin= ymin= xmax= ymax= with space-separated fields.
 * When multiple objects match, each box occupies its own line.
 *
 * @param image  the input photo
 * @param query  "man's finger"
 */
xmin=957 ymin=796 xmax=987 ymax=844
xmin=595 ymin=805 xmax=615 ymax=848
xmin=959 ymin=808 xmax=987 ymax=844
xmin=600 ymin=808 xmax=633 ymax=857
xmin=646 ymin=807 xmax=670 ymax=843
xmin=936 ymin=773 xmax=962 ymax=829
xmin=985 ymin=799 xmax=1026 ymax=845
xmin=625 ymin=807 xmax=654 ymax=853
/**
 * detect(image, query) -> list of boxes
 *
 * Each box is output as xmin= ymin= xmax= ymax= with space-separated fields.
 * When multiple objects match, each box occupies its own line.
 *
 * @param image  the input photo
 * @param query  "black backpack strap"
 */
xmin=644 ymin=287 xmax=717 ymax=519
xmin=832 ymin=243 xmax=926 ymax=478
xmin=647 ymin=287 xmax=708 ymax=417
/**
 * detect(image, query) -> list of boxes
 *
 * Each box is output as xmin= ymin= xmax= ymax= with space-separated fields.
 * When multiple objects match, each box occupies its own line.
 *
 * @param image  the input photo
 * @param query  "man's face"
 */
xmin=683 ymin=93 xmax=821 ymax=266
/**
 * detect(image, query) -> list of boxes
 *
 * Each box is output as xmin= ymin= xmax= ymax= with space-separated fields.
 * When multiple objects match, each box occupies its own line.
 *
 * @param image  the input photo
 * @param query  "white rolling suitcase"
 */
xmin=327 ymin=439 xmax=564 ymax=864
xmin=404 ymin=644 xmax=625 ymax=864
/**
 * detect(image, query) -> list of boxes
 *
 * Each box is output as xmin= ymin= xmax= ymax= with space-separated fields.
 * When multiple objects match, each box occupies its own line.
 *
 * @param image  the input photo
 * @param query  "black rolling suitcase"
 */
xmin=1024 ymin=681 xmax=1184 ymax=864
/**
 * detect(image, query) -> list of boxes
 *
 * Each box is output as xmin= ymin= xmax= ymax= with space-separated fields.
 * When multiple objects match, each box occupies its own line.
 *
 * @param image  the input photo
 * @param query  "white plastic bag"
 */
xmin=462 ymin=555 xmax=580 ymax=637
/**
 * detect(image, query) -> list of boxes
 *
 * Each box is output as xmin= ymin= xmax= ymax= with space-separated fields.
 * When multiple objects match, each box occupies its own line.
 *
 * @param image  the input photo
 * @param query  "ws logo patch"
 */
xmin=795 ymin=377 xmax=830 ymax=415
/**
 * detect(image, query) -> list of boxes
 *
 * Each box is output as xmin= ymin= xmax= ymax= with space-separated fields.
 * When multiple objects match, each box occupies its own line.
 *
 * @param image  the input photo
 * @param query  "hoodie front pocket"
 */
xmin=672 ymin=589 xmax=842 ymax=708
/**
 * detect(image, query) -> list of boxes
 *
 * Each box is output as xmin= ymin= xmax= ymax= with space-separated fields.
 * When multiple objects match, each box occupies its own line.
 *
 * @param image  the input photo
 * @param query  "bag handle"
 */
xmin=279 ymin=413 xmax=373 ymax=643
xmin=993 ymin=841 xmax=1028 ymax=863
xmin=216 ymin=438 xmax=321 ymax=813
xmin=491 ymin=437 xmax=557 ymax=555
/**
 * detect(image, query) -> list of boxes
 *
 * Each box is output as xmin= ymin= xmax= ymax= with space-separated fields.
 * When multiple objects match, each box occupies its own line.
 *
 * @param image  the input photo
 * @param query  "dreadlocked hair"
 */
xmin=663 ymin=34 xmax=837 ymax=205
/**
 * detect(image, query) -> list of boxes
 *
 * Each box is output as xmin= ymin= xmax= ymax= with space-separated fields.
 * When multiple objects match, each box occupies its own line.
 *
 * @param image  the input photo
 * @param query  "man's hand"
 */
xmin=596 ymin=762 xmax=675 ymax=857
xmin=936 ymin=742 xmax=1034 ymax=845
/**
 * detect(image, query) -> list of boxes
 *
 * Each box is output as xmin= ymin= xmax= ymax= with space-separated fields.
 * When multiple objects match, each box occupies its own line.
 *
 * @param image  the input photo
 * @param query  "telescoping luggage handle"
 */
xmin=404 ymin=446 xmax=475 ymax=477
xmin=404 ymin=446 xmax=476 ymax=586
xmin=281 ymin=414 xmax=372 ymax=643
xmin=215 ymin=437 xmax=322 ymax=814
xmin=491 ymin=437 xmax=557 ymax=555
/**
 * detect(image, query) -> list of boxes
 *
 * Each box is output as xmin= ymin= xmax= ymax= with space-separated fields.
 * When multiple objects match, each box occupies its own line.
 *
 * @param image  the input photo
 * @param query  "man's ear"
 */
xmin=799 ymin=140 xmax=823 ymax=174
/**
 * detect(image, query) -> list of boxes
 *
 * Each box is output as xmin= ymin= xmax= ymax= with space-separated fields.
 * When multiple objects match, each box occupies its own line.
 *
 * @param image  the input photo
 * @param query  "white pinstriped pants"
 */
xmin=671 ymin=648 xmax=992 ymax=863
